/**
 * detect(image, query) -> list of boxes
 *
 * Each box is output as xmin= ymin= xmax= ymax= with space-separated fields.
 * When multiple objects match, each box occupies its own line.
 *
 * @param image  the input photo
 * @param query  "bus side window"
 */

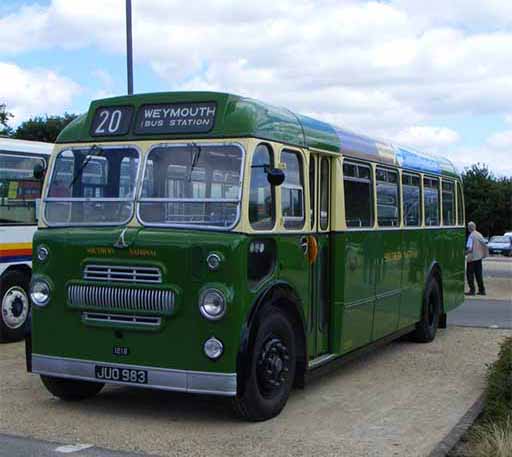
xmin=320 ymin=157 xmax=329 ymax=230
xmin=456 ymin=181 xmax=464 ymax=226
xmin=281 ymin=150 xmax=305 ymax=229
xmin=343 ymin=161 xmax=373 ymax=228
xmin=249 ymin=144 xmax=275 ymax=230
xmin=423 ymin=177 xmax=440 ymax=226
xmin=309 ymin=155 xmax=316 ymax=230
xmin=376 ymin=167 xmax=399 ymax=227
xmin=442 ymin=180 xmax=455 ymax=226
xmin=402 ymin=173 xmax=421 ymax=227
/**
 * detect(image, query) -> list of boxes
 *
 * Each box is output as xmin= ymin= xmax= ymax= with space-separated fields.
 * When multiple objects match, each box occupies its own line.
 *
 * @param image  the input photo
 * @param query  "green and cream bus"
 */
xmin=27 ymin=92 xmax=465 ymax=421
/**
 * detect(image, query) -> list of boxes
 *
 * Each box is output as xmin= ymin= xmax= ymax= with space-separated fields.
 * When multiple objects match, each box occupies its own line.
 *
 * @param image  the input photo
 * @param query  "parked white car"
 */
xmin=487 ymin=235 xmax=512 ymax=257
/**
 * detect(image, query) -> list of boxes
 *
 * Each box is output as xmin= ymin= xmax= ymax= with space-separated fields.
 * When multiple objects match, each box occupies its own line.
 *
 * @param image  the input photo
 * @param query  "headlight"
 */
xmin=203 ymin=337 xmax=224 ymax=360
xmin=199 ymin=289 xmax=226 ymax=320
xmin=36 ymin=245 xmax=49 ymax=262
xmin=30 ymin=280 xmax=50 ymax=307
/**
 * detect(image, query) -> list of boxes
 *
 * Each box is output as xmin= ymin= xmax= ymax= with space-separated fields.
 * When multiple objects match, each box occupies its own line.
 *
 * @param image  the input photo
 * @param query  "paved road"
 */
xmin=0 ymin=433 xmax=145 ymax=457
xmin=1 ymin=328 xmax=510 ymax=457
xmin=448 ymin=256 xmax=511 ymax=329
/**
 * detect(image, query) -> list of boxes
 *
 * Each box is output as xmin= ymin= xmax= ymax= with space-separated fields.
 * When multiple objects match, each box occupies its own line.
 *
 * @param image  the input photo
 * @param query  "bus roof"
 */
xmin=0 ymin=138 xmax=53 ymax=156
xmin=57 ymin=91 xmax=459 ymax=177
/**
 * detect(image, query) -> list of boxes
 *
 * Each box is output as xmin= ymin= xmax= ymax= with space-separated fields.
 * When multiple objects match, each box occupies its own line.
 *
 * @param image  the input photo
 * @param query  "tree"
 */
xmin=0 ymin=104 xmax=14 ymax=136
xmin=462 ymin=164 xmax=512 ymax=237
xmin=13 ymin=113 xmax=78 ymax=143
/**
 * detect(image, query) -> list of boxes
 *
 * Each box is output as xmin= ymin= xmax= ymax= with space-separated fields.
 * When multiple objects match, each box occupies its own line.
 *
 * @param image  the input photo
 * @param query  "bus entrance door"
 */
xmin=308 ymin=154 xmax=331 ymax=358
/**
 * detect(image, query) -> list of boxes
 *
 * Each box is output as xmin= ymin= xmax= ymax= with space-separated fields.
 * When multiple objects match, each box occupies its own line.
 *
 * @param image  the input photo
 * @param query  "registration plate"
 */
xmin=94 ymin=365 xmax=148 ymax=384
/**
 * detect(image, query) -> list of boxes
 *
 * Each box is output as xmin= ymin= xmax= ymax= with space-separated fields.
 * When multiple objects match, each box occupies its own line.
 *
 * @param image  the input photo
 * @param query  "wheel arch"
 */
xmin=1 ymin=263 xmax=32 ymax=282
xmin=236 ymin=280 xmax=308 ymax=395
xmin=425 ymin=261 xmax=446 ymax=327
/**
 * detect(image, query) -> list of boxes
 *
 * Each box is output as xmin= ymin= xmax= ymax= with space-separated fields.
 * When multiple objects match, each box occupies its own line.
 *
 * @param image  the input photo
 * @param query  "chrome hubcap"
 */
xmin=2 ymin=286 xmax=29 ymax=329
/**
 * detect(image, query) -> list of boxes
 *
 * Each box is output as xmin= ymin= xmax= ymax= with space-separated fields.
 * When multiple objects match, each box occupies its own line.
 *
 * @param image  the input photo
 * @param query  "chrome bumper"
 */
xmin=32 ymin=354 xmax=237 ymax=396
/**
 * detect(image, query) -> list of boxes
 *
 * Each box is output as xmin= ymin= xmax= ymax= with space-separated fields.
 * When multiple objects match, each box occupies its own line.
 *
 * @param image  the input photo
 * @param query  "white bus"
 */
xmin=0 ymin=138 xmax=53 ymax=342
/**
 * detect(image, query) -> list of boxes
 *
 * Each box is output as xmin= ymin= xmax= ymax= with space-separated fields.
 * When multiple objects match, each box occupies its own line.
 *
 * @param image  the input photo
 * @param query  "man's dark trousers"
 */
xmin=467 ymin=259 xmax=485 ymax=293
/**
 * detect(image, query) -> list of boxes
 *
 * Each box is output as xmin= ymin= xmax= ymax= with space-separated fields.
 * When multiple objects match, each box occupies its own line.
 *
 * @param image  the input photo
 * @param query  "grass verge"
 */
xmin=451 ymin=336 xmax=512 ymax=457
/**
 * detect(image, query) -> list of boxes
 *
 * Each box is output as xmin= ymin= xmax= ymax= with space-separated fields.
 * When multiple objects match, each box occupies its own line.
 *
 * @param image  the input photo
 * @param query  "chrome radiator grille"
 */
xmin=68 ymin=284 xmax=174 ymax=315
xmin=84 ymin=264 xmax=162 ymax=284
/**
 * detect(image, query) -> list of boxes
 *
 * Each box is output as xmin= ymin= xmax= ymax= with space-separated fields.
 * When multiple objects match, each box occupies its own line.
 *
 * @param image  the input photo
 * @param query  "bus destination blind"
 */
xmin=134 ymin=102 xmax=217 ymax=135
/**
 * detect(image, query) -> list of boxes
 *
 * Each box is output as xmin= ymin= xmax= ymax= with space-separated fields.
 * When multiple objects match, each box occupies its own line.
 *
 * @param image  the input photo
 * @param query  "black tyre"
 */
xmin=233 ymin=307 xmax=296 ymax=421
xmin=40 ymin=375 xmax=104 ymax=401
xmin=410 ymin=279 xmax=442 ymax=343
xmin=0 ymin=270 xmax=31 ymax=343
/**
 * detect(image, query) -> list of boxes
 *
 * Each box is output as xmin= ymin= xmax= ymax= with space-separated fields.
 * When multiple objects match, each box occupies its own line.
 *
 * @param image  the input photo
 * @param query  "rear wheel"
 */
xmin=410 ymin=279 xmax=441 ymax=343
xmin=0 ymin=270 xmax=31 ymax=343
xmin=40 ymin=375 xmax=104 ymax=401
xmin=233 ymin=307 xmax=296 ymax=421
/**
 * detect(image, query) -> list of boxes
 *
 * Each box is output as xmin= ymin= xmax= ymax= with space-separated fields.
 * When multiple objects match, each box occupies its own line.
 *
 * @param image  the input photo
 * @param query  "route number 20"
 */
xmin=95 ymin=109 xmax=122 ymax=134
xmin=91 ymin=106 xmax=133 ymax=136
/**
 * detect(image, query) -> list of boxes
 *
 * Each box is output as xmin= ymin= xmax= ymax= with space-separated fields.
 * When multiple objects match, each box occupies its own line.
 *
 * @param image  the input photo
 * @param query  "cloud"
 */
xmin=393 ymin=126 xmax=460 ymax=151
xmin=487 ymin=130 xmax=512 ymax=150
xmin=0 ymin=62 xmax=81 ymax=124
xmin=0 ymin=1 xmax=511 ymax=175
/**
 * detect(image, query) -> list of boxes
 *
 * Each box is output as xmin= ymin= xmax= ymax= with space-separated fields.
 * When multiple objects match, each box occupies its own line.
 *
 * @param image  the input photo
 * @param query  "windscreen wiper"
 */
xmin=187 ymin=143 xmax=202 ymax=182
xmin=68 ymin=144 xmax=104 ymax=189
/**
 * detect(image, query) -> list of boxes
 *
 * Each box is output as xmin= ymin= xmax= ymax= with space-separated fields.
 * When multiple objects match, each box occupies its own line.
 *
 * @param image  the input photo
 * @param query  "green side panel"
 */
xmin=332 ymin=232 xmax=374 ymax=354
xmin=373 ymin=230 xmax=401 ymax=340
xmin=331 ymin=228 xmax=465 ymax=355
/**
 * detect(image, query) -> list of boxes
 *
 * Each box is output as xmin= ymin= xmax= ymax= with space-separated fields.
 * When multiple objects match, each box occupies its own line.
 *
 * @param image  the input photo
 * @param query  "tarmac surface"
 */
xmin=1 ymin=327 xmax=510 ymax=457
xmin=0 ymin=256 xmax=510 ymax=457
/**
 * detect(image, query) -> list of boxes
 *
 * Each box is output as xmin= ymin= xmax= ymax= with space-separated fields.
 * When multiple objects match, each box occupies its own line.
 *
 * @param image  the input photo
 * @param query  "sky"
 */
xmin=1 ymin=0 xmax=511 ymax=176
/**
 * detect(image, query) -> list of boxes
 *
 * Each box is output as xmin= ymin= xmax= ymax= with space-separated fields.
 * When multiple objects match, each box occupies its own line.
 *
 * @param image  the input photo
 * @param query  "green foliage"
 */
xmin=463 ymin=164 xmax=512 ymax=237
xmin=13 ymin=113 xmax=78 ymax=143
xmin=0 ymin=103 xmax=14 ymax=136
xmin=483 ymin=336 xmax=512 ymax=423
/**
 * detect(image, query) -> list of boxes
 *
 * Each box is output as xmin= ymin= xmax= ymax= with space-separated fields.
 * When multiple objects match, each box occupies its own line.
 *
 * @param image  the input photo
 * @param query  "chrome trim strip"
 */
xmin=32 ymin=354 xmax=237 ymax=397
xmin=344 ymin=296 xmax=374 ymax=309
xmin=68 ymin=284 xmax=174 ymax=315
xmin=308 ymin=353 xmax=337 ymax=369
xmin=84 ymin=264 xmax=162 ymax=284
xmin=82 ymin=312 xmax=162 ymax=327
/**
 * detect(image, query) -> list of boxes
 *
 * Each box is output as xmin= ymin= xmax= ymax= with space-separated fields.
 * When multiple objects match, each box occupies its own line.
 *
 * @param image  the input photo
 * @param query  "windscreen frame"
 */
xmin=42 ymin=144 xmax=142 ymax=227
xmin=136 ymin=142 xmax=245 ymax=231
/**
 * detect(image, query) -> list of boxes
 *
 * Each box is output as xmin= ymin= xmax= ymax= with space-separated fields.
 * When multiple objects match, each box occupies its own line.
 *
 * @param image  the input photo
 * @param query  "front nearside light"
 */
xmin=30 ymin=280 xmax=50 ymax=307
xmin=36 ymin=245 xmax=49 ymax=262
xmin=199 ymin=289 xmax=226 ymax=320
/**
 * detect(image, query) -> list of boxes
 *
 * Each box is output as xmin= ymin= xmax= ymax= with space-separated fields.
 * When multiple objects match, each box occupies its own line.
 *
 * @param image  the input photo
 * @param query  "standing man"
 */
xmin=465 ymin=221 xmax=488 ymax=295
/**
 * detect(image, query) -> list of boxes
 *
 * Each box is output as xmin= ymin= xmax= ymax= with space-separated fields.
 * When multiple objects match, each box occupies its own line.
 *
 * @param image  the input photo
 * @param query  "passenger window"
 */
xmin=457 ymin=182 xmax=464 ymax=226
xmin=424 ymin=177 xmax=440 ymax=226
xmin=309 ymin=156 xmax=316 ymax=230
xmin=376 ymin=167 xmax=399 ymax=227
xmin=402 ymin=173 xmax=421 ymax=227
xmin=343 ymin=161 xmax=373 ymax=228
xmin=320 ymin=158 xmax=329 ymax=230
xmin=281 ymin=150 xmax=305 ymax=229
xmin=249 ymin=144 xmax=275 ymax=230
xmin=442 ymin=180 xmax=455 ymax=226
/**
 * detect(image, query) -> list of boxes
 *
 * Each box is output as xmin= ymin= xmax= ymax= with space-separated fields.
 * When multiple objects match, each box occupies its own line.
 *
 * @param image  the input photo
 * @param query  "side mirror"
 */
xmin=266 ymin=168 xmax=285 ymax=186
xmin=33 ymin=163 xmax=46 ymax=180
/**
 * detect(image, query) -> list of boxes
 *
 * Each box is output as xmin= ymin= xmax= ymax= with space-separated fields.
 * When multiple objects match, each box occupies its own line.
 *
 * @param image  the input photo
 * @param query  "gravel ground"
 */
xmin=0 ymin=327 xmax=510 ymax=457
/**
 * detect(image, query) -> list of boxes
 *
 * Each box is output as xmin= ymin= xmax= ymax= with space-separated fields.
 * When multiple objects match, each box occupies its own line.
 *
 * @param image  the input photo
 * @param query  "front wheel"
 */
xmin=410 ymin=279 xmax=441 ymax=343
xmin=233 ymin=307 xmax=296 ymax=421
xmin=0 ymin=270 xmax=31 ymax=343
xmin=41 ymin=375 xmax=104 ymax=401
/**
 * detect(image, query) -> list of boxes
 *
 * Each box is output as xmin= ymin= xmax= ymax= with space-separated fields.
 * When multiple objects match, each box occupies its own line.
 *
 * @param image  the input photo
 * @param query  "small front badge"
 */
xmin=113 ymin=346 xmax=130 ymax=357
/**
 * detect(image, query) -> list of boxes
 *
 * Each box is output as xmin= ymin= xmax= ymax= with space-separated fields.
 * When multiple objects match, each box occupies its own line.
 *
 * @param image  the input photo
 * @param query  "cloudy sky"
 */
xmin=1 ymin=0 xmax=511 ymax=175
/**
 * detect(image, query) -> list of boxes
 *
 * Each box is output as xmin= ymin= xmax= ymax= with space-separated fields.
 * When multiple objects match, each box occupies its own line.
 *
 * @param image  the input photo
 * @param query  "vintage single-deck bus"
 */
xmin=27 ymin=92 xmax=465 ymax=420
xmin=0 ymin=138 xmax=52 ymax=342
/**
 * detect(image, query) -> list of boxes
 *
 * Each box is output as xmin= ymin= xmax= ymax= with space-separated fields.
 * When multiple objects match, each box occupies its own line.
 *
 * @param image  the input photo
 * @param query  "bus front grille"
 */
xmin=83 ymin=264 xmax=162 ymax=284
xmin=68 ymin=284 xmax=174 ymax=315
